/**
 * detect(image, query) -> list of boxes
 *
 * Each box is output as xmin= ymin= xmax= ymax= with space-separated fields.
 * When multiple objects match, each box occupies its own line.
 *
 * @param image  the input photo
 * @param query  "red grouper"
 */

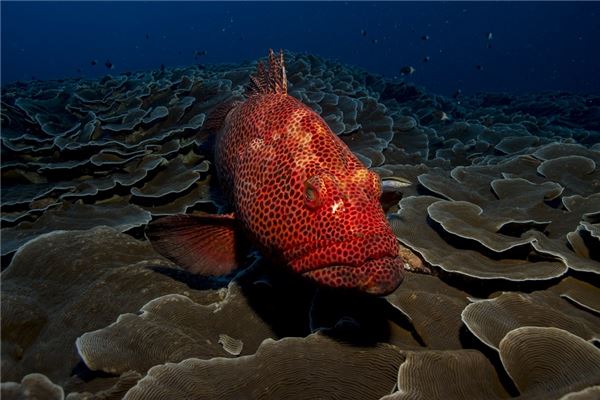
xmin=147 ymin=49 xmax=421 ymax=295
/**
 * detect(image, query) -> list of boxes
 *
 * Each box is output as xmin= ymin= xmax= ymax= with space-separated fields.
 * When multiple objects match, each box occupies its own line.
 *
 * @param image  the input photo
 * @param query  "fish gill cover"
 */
xmin=1 ymin=2 xmax=599 ymax=400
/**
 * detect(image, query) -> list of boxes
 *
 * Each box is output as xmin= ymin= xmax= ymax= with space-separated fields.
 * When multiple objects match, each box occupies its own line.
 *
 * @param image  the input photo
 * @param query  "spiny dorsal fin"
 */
xmin=246 ymin=49 xmax=287 ymax=96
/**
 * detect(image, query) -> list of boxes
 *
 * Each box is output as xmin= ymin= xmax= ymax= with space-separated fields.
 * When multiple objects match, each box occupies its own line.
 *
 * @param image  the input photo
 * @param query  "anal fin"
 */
xmin=145 ymin=213 xmax=248 ymax=276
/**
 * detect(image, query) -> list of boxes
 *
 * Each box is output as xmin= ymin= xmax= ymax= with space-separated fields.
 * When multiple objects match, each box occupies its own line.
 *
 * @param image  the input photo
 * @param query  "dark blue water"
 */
xmin=2 ymin=1 xmax=599 ymax=95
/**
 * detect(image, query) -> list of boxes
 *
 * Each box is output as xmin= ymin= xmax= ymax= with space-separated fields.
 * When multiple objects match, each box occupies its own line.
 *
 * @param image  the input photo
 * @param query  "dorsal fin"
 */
xmin=246 ymin=49 xmax=287 ymax=96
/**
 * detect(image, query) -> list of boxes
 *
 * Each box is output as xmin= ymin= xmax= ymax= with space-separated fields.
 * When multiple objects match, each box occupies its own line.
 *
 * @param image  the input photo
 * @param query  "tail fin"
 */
xmin=246 ymin=49 xmax=287 ymax=96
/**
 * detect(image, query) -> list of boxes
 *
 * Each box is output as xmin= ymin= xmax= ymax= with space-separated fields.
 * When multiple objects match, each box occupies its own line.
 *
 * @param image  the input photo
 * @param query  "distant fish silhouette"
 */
xmin=422 ymin=56 xmax=430 ymax=63
xmin=90 ymin=59 xmax=97 ymax=66
xmin=476 ymin=64 xmax=483 ymax=71
xmin=453 ymin=89 xmax=462 ymax=99
xmin=105 ymin=60 xmax=114 ymax=70
xmin=421 ymin=35 xmax=430 ymax=41
xmin=145 ymin=32 xmax=150 ymax=40
xmin=194 ymin=50 xmax=208 ymax=58
xmin=371 ymin=39 xmax=378 ymax=44
xmin=361 ymin=29 xmax=367 ymax=37
xmin=400 ymin=66 xmax=416 ymax=75
xmin=487 ymin=32 xmax=493 ymax=41
xmin=160 ymin=64 xmax=166 ymax=72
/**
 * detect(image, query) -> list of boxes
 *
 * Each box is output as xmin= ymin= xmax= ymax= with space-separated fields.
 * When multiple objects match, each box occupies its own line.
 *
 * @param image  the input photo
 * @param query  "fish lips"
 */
xmin=301 ymin=256 xmax=405 ymax=296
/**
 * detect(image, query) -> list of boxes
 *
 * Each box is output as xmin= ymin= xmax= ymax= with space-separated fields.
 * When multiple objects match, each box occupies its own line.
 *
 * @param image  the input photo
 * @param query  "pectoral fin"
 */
xmin=145 ymin=213 xmax=247 ymax=276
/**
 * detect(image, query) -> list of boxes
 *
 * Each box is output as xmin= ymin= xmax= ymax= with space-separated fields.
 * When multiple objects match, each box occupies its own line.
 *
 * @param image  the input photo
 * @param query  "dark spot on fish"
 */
xmin=90 ymin=60 xmax=97 ymax=66
xmin=421 ymin=35 xmax=430 ymax=41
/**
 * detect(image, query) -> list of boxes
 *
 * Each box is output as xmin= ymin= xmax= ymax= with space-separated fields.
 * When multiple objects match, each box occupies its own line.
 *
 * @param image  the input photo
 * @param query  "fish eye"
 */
xmin=304 ymin=179 xmax=322 ymax=210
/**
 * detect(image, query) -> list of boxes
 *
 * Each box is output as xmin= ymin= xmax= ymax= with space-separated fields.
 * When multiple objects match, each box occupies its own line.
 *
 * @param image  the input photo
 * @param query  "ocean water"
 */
xmin=2 ymin=1 xmax=600 ymax=95
xmin=1 ymin=2 xmax=599 ymax=400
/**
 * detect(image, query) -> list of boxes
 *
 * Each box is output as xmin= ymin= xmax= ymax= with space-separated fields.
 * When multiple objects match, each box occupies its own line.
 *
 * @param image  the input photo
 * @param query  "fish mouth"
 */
xmin=300 ymin=256 xmax=405 ymax=296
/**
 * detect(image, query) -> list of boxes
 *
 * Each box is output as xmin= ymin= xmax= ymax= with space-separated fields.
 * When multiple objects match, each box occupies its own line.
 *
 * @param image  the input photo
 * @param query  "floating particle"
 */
xmin=400 ymin=65 xmax=416 ymax=75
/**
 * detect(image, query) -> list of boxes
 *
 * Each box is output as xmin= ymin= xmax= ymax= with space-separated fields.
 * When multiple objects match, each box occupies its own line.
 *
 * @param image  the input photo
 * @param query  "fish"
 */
xmin=371 ymin=39 xmax=378 ymax=44
xmin=476 ymin=64 xmax=484 ymax=71
xmin=486 ymin=32 xmax=493 ymax=41
xmin=422 ymin=56 xmax=430 ymax=63
xmin=421 ymin=35 xmax=430 ymax=41
xmin=194 ymin=50 xmax=208 ymax=58
xmin=361 ymin=29 xmax=367 ymax=36
xmin=145 ymin=32 xmax=150 ymax=40
xmin=400 ymin=65 xmax=416 ymax=75
xmin=146 ymin=49 xmax=421 ymax=295
xmin=105 ymin=60 xmax=114 ymax=69
xmin=90 ymin=59 xmax=97 ymax=66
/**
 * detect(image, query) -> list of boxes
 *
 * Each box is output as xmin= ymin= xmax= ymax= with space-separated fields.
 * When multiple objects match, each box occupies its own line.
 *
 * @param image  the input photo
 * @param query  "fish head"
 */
xmin=285 ymin=165 xmax=405 ymax=296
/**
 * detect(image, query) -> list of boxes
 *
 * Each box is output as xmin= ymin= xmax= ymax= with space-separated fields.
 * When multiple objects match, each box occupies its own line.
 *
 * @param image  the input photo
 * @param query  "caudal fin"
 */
xmin=246 ymin=49 xmax=287 ymax=96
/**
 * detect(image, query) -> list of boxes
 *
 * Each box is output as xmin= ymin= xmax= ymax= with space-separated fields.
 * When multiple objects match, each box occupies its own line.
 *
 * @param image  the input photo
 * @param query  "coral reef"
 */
xmin=1 ymin=52 xmax=599 ymax=399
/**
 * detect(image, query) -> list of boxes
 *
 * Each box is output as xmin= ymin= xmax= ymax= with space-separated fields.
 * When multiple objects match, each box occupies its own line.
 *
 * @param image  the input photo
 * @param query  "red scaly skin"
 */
xmin=215 ymin=90 xmax=404 ymax=295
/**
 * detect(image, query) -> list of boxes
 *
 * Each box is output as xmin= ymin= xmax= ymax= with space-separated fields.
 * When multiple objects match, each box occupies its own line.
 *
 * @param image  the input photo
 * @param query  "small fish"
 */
xmin=145 ymin=32 xmax=150 ymax=40
xmin=421 ymin=35 xmax=430 ymax=41
xmin=105 ymin=60 xmax=114 ymax=69
xmin=486 ymin=32 xmax=493 ymax=41
xmin=90 ymin=59 xmax=97 ymax=66
xmin=194 ymin=50 xmax=208 ymax=58
xmin=476 ymin=64 xmax=483 ymax=71
xmin=400 ymin=65 xmax=416 ymax=75
xmin=422 ymin=56 xmax=430 ymax=63
xmin=487 ymin=43 xmax=493 ymax=49
xmin=432 ymin=110 xmax=450 ymax=121
xmin=160 ymin=63 xmax=165 ymax=72
xmin=361 ymin=29 xmax=367 ymax=36
xmin=147 ymin=50 xmax=420 ymax=295
xmin=371 ymin=39 xmax=378 ymax=44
